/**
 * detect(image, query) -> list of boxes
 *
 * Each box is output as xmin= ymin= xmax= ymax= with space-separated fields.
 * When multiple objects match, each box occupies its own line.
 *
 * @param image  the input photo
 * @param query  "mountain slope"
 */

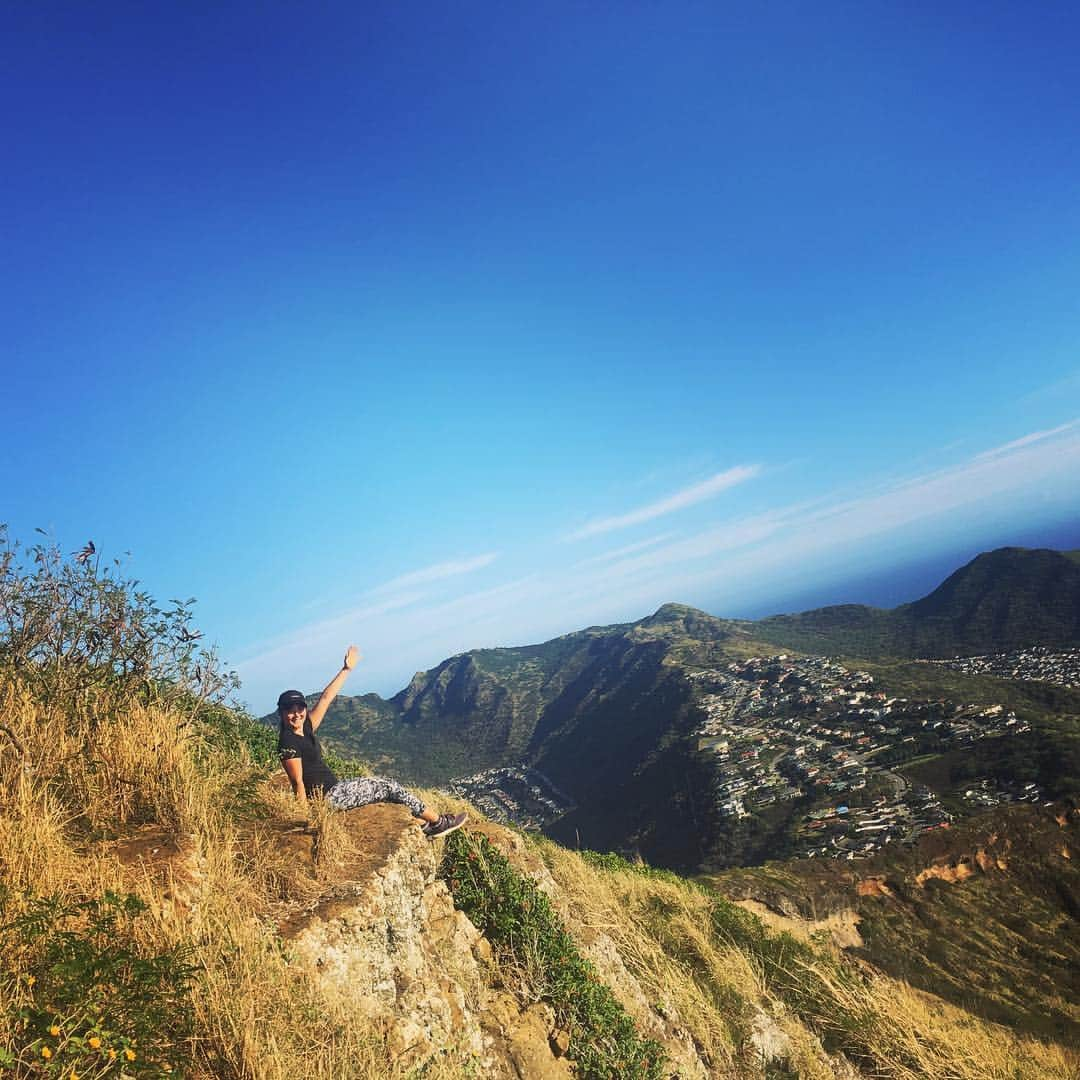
xmin=310 ymin=546 xmax=1080 ymax=870
xmin=317 ymin=605 xmax=743 ymax=867
xmin=319 ymin=605 xmax=742 ymax=775
xmin=752 ymin=547 xmax=1080 ymax=657
xmin=708 ymin=802 xmax=1080 ymax=1044
xmin=8 ymin=665 xmax=1075 ymax=1079
xmin=6 ymin=533 xmax=1078 ymax=1078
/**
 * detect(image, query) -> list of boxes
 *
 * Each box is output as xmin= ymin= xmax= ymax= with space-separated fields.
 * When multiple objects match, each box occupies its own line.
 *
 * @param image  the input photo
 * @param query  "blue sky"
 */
xmin=3 ymin=3 xmax=1079 ymax=710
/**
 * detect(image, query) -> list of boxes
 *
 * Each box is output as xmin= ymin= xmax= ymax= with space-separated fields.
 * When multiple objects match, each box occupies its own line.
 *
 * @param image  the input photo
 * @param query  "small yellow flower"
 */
xmin=108 ymin=1049 xmax=117 ymax=1060
xmin=26 ymin=975 xmax=36 ymax=987
xmin=41 ymin=1046 xmax=53 ymax=1059
xmin=49 ymin=1024 xmax=61 ymax=1036
xmin=70 ymin=1072 xmax=80 ymax=1080
xmin=124 ymin=1048 xmax=136 ymax=1061
xmin=88 ymin=1036 xmax=101 ymax=1049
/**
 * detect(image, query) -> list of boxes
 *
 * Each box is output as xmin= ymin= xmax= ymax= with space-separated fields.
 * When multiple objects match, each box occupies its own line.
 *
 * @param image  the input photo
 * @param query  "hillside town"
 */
xmin=445 ymin=649 xmax=1054 ymax=847
xmin=689 ymin=655 xmax=1031 ymax=858
xmin=449 ymin=765 xmax=575 ymax=830
xmin=918 ymin=645 xmax=1080 ymax=689
xmin=958 ymin=776 xmax=1044 ymax=808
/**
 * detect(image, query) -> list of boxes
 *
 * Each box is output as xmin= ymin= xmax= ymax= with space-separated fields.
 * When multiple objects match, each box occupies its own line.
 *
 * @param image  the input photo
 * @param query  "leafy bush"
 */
xmin=323 ymin=746 xmax=373 ymax=780
xmin=439 ymin=832 xmax=666 ymax=1080
xmin=193 ymin=700 xmax=279 ymax=768
xmin=0 ymin=889 xmax=196 ymax=1078
xmin=0 ymin=526 xmax=235 ymax=714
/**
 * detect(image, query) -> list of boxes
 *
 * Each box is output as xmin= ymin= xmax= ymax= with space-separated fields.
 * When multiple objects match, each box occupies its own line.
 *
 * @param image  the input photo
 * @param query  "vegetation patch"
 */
xmin=439 ymin=831 xmax=667 ymax=1079
xmin=580 ymin=849 xmax=700 ymax=889
xmin=0 ymin=889 xmax=195 ymax=1078
xmin=590 ymin=853 xmax=926 ymax=1074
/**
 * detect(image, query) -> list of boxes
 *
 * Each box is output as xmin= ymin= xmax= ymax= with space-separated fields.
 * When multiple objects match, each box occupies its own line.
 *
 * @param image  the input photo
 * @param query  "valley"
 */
xmin=307 ymin=546 xmax=1080 ymax=874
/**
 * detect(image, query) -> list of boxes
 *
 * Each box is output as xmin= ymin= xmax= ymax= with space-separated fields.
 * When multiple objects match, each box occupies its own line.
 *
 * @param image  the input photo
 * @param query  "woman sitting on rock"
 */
xmin=276 ymin=645 xmax=466 ymax=839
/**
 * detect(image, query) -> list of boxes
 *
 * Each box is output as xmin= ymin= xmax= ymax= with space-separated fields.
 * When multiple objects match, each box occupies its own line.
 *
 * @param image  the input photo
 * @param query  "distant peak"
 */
xmin=638 ymin=603 xmax=731 ymax=641
xmin=649 ymin=602 xmax=707 ymax=620
xmin=968 ymin=545 xmax=1068 ymax=565
xmin=973 ymin=546 xmax=1034 ymax=560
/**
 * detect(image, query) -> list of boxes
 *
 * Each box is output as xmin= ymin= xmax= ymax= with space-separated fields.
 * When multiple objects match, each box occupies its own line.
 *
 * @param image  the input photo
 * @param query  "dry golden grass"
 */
xmin=2 ymin=672 xmax=1078 ymax=1080
xmin=0 ymin=774 xmax=82 ymax=900
xmin=157 ymin=815 xmax=391 ymax=1079
xmin=824 ymin=970 xmax=1080 ymax=1080
xmin=0 ymin=677 xmax=418 ymax=1079
xmin=533 ymin=840 xmax=1080 ymax=1080
xmin=536 ymin=840 xmax=805 ymax=1075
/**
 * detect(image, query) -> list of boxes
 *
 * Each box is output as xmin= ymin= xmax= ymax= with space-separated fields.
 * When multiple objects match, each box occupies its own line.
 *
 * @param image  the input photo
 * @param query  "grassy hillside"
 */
xmin=3 ymin=673 xmax=1077 ymax=1079
xmin=708 ymin=803 xmax=1080 ymax=1044
xmin=3 ymin=532 xmax=1078 ymax=1078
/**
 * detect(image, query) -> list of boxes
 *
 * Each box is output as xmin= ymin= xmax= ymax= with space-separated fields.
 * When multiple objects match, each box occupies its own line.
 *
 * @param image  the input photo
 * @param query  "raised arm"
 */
xmin=308 ymin=645 xmax=361 ymax=731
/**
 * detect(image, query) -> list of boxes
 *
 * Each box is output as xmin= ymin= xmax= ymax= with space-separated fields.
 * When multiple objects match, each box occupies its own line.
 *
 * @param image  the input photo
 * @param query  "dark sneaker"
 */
xmin=423 ymin=811 xmax=468 ymax=838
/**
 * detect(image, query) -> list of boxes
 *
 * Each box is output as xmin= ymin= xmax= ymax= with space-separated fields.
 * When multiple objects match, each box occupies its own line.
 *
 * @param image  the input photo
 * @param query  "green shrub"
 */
xmin=439 ymin=832 xmax=666 ymax=1080
xmin=192 ymin=700 xmax=279 ymax=768
xmin=323 ymin=747 xmax=373 ymax=780
xmin=0 ymin=889 xmax=196 ymax=1078
xmin=0 ymin=526 xmax=235 ymax=715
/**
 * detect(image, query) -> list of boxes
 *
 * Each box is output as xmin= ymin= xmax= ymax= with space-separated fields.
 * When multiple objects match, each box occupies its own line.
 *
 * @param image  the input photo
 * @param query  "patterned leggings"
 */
xmin=326 ymin=776 xmax=426 ymax=818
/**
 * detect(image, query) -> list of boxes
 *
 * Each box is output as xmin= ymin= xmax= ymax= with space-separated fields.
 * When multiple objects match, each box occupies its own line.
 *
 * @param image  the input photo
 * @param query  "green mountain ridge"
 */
xmin=753 ymin=546 xmax=1080 ymax=657
xmin=318 ymin=602 xmax=745 ymax=781
xmin=299 ymin=545 xmax=1080 ymax=869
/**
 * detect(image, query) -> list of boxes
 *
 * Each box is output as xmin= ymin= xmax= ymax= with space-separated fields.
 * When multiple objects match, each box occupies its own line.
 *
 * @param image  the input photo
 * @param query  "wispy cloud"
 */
xmin=574 ymin=533 xmax=677 ymax=567
xmin=370 ymin=552 xmax=500 ymax=594
xmin=973 ymin=418 xmax=1079 ymax=461
xmin=1019 ymin=370 xmax=1080 ymax=406
xmin=229 ymin=590 xmax=428 ymax=666
xmin=566 ymin=465 xmax=761 ymax=541
xmin=575 ymin=421 xmax=1080 ymax=604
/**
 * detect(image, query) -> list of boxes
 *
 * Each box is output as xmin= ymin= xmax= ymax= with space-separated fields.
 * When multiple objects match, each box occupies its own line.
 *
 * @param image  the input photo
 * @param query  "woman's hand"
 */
xmin=344 ymin=645 xmax=361 ymax=670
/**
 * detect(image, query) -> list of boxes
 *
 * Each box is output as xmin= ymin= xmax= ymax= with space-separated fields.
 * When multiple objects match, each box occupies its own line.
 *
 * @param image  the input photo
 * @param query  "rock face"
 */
xmin=281 ymin=805 xmax=708 ymax=1077
xmin=286 ymin=808 xmax=492 ymax=1068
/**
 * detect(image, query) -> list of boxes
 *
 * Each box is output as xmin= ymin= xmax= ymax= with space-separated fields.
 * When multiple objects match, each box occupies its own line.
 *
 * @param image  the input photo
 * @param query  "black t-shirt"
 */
xmin=277 ymin=717 xmax=339 ymax=796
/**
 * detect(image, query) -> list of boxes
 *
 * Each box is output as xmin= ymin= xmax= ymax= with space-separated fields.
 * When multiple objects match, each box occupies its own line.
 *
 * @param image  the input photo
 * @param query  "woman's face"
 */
xmin=281 ymin=704 xmax=307 ymax=731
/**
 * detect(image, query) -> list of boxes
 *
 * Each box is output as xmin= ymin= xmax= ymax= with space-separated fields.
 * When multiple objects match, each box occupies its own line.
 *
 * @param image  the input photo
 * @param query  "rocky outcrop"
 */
xmin=281 ymin=805 xmax=710 ymax=1077
xmin=732 ymin=897 xmax=865 ymax=949
xmin=914 ymin=845 xmax=1009 ymax=887
xmin=855 ymin=876 xmax=893 ymax=898
xmin=285 ymin=808 xmax=493 ymax=1069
